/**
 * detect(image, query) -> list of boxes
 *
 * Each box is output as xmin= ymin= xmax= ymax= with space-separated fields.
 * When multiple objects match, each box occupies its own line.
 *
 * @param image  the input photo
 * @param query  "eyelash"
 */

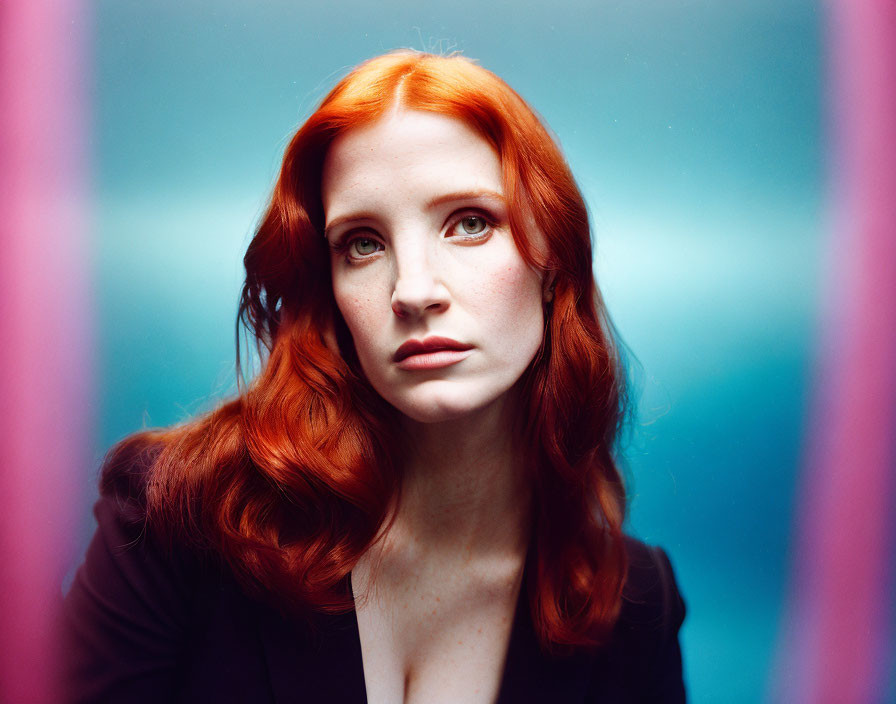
xmin=329 ymin=210 xmax=498 ymax=263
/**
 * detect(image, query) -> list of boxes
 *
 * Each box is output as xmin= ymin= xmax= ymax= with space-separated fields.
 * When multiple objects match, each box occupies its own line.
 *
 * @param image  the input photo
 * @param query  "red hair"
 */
xmin=109 ymin=50 xmax=629 ymax=652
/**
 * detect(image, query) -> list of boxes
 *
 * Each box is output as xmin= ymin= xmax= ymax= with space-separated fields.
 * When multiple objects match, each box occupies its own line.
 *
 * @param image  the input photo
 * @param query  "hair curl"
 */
xmin=109 ymin=50 xmax=630 ymax=653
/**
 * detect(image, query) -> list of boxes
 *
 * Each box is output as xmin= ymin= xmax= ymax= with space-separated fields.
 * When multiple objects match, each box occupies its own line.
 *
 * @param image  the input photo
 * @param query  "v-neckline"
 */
xmin=344 ymin=558 xmax=530 ymax=704
xmin=254 ymin=544 xmax=593 ymax=703
xmin=340 ymin=543 xmax=591 ymax=704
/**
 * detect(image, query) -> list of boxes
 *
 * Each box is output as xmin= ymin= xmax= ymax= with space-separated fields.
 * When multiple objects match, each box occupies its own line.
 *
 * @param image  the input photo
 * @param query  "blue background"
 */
xmin=87 ymin=2 xmax=823 ymax=701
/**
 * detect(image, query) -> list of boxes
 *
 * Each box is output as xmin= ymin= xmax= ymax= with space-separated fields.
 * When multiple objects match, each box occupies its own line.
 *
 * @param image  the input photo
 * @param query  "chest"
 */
xmin=351 ymin=560 xmax=523 ymax=704
xmin=178 ymin=557 xmax=652 ymax=704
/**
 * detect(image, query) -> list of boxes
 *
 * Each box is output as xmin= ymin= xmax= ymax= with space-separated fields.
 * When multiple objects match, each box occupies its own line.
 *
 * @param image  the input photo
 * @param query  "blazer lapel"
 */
xmin=495 ymin=566 xmax=593 ymax=704
xmin=254 ymin=585 xmax=368 ymax=704
xmin=253 ymin=562 xmax=594 ymax=704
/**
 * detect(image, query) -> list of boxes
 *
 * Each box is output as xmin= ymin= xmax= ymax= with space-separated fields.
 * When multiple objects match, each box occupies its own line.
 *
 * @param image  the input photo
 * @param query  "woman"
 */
xmin=63 ymin=50 xmax=686 ymax=703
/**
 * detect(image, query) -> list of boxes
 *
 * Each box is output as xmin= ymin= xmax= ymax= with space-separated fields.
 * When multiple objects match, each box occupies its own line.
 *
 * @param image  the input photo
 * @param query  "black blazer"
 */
xmin=62 ymin=463 xmax=686 ymax=703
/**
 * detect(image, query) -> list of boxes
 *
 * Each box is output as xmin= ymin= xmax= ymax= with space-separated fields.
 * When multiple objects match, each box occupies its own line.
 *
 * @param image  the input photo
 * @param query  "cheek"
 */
xmin=333 ymin=289 xmax=380 ymax=358
xmin=471 ymin=260 xmax=544 ymax=342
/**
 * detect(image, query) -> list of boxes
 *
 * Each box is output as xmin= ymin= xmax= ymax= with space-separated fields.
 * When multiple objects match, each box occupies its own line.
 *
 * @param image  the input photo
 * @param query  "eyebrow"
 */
xmin=323 ymin=189 xmax=507 ymax=239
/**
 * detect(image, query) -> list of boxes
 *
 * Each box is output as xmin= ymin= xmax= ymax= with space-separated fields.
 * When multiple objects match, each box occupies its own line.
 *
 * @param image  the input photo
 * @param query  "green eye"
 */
xmin=459 ymin=216 xmax=487 ymax=235
xmin=351 ymin=238 xmax=380 ymax=256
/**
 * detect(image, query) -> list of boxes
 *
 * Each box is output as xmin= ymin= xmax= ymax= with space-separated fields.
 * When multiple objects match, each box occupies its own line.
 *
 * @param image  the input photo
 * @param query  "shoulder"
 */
xmin=95 ymin=433 xmax=165 ymax=525
xmin=83 ymin=432 xmax=216 ymax=585
xmin=67 ymin=433 xmax=204 ymax=605
xmin=619 ymin=535 xmax=686 ymax=634
xmin=584 ymin=535 xmax=687 ymax=702
xmin=62 ymin=435 xmax=212 ymax=703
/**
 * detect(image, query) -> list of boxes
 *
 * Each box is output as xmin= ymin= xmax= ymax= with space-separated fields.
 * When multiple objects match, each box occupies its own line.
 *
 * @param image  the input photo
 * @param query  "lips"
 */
xmin=393 ymin=336 xmax=474 ymax=363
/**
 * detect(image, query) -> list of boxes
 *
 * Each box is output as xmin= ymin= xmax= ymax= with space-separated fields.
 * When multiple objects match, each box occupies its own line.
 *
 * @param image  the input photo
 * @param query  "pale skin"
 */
xmin=322 ymin=108 xmax=551 ymax=703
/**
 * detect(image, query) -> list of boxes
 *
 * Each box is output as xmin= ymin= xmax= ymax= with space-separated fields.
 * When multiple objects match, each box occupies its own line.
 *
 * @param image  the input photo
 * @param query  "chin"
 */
xmin=385 ymin=384 xmax=513 ymax=425
xmin=396 ymin=403 xmax=476 ymax=425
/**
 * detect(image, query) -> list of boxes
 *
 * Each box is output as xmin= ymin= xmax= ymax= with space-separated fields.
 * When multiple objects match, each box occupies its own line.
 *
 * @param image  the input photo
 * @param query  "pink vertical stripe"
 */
xmin=773 ymin=0 xmax=896 ymax=702
xmin=0 ymin=1 xmax=92 ymax=702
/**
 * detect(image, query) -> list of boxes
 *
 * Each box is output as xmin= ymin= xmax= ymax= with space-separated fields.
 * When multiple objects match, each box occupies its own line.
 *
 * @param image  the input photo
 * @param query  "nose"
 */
xmin=390 ymin=249 xmax=450 ymax=319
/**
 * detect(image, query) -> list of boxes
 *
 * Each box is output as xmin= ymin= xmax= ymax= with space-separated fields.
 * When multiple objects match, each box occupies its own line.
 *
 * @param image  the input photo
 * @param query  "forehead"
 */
xmin=320 ymin=110 xmax=503 ymax=216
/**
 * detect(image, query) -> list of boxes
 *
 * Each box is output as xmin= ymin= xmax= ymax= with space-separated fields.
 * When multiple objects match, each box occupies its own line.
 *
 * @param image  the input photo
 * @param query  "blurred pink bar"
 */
xmin=773 ymin=0 xmax=896 ymax=702
xmin=0 ymin=1 xmax=92 ymax=702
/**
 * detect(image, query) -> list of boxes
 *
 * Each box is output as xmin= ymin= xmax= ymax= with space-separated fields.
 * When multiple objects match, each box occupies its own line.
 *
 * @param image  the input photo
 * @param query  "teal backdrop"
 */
xmin=88 ymin=2 xmax=823 ymax=701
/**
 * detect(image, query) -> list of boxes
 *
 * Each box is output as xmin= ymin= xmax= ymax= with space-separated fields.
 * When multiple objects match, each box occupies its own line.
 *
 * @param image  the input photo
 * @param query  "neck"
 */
xmin=388 ymin=398 xmax=532 ymax=561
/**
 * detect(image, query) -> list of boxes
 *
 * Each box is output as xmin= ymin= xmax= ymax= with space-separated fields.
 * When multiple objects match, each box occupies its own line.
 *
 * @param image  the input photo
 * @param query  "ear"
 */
xmin=542 ymin=271 xmax=557 ymax=303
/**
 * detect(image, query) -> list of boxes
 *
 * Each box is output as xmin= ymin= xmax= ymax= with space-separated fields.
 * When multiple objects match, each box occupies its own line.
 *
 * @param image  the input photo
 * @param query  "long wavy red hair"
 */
xmin=105 ymin=50 xmax=630 ymax=653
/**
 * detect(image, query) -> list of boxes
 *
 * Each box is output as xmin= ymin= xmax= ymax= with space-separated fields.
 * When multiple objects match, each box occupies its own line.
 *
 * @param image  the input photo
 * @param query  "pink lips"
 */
xmin=393 ymin=336 xmax=474 ymax=370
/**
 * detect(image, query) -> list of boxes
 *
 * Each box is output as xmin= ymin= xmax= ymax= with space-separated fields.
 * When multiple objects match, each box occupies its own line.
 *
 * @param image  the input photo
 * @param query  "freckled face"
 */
xmin=321 ymin=109 xmax=547 ymax=424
